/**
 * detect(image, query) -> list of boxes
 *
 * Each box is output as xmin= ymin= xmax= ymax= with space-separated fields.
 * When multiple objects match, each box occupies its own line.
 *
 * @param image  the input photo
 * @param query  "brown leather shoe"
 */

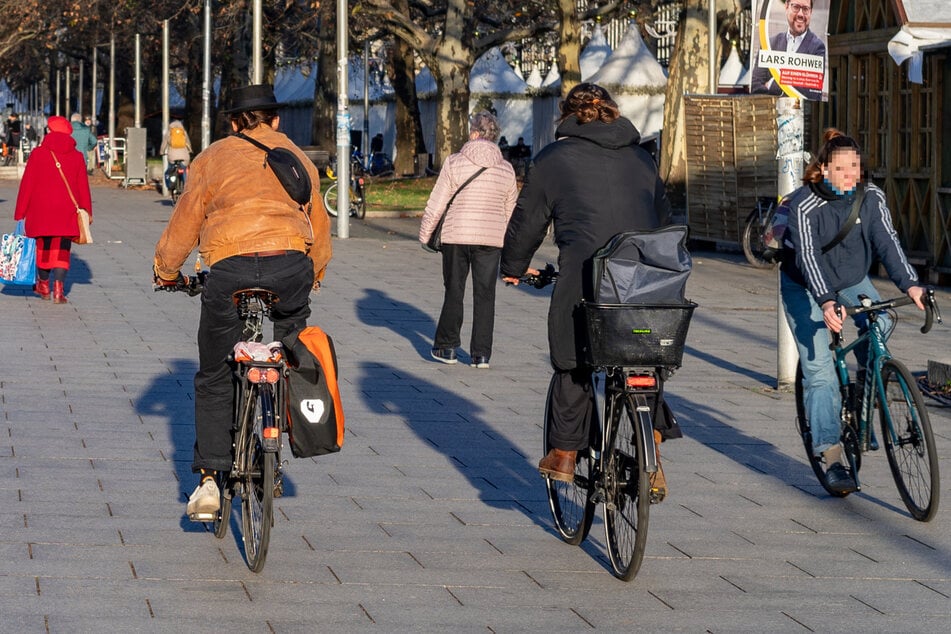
xmin=649 ymin=430 xmax=667 ymax=503
xmin=538 ymin=448 xmax=576 ymax=482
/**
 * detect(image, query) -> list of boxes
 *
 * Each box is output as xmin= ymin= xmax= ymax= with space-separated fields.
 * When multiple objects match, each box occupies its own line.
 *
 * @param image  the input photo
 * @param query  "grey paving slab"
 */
xmin=2 ymin=182 xmax=951 ymax=631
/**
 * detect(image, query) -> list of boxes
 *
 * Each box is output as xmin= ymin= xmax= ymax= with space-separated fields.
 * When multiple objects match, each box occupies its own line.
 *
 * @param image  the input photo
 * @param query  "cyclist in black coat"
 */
xmin=501 ymin=83 xmax=674 ymax=486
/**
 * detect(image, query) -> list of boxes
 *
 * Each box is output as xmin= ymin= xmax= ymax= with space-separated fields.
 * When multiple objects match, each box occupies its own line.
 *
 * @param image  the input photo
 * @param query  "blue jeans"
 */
xmin=780 ymin=273 xmax=890 ymax=456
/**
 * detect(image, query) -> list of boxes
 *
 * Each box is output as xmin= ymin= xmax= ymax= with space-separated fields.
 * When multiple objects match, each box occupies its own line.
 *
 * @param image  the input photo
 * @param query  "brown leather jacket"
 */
xmin=153 ymin=124 xmax=331 ymax=284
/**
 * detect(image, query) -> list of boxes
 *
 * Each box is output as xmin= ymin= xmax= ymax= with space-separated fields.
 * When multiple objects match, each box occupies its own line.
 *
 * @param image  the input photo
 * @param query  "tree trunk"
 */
xmin=391 ymin=38 xmax=425 ymax=176
xmin=430 ymin=0 xmax=473 ymax=168
xmin=557 ymin=0 xmax=582 ymax=97
xmin=311 ymin=1 xmax=336 ymax=153
xmin=660 ymin=0 xmax=725 ymax=213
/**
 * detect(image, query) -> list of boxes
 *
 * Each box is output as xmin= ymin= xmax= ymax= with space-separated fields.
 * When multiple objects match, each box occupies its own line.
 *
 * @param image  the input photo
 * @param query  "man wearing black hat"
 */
xmin=153 ymin=84 xmax=333 ymax=521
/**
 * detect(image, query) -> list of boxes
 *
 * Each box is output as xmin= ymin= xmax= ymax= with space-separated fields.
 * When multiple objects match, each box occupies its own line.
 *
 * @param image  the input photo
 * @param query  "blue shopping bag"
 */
xmin=0 ymin=220 xmax=37 ymax=286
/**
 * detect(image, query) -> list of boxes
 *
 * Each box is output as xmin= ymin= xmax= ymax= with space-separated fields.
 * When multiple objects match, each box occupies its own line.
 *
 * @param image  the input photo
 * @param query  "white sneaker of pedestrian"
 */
xmin=186 ymin=478 xmax=220 ymax=521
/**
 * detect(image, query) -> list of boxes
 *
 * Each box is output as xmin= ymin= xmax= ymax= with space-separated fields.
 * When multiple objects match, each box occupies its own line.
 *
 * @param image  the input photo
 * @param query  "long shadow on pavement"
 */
xmin=357 ymin=360 xmax=551 ymax=531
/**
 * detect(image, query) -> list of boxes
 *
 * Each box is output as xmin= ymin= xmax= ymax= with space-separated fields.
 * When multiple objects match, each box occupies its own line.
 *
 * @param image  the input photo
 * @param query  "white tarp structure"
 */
xmin=887 ymin=0 xmax=951 ymax=83
xmin=525 ymin=65 xmax=544 ymax=89
xmin=469 ymin=47 xmax=532 ymax=148
xmin=273 ymin=63 xmax=316 ymax=146
xmin=581 ymin=24 xmax=612 ymax=81
xmin=0 ymin=80 xmax=26 ymax=112
xmin=415 ymin=65 xmax=438 ymax=155
xmin=587 ymin=23 xmax=667 ymax=140
xmin=718 ymin=43 xmax=748 ymax=90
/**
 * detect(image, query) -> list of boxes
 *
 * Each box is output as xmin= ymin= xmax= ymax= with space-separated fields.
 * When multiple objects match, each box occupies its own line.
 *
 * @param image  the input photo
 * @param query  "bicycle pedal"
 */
xmin=188 ymin=512 xmax=216 ymax=522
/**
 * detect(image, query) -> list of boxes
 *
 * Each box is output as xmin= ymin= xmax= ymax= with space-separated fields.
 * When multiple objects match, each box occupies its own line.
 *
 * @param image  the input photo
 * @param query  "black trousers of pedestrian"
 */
xmin=193 ymin=251 xmax=313 ymax=473
xmin=434 ymin=244 xmax=500 ymax=359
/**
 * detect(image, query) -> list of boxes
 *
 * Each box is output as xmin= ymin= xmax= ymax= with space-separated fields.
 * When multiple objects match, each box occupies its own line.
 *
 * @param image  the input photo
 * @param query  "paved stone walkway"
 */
xmin=1 ymin=182 xmax=950 ymax=632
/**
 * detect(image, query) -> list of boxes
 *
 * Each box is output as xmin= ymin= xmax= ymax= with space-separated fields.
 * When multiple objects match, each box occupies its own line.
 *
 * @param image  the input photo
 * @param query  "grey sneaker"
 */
xmin=186 ymin=479 xmax=220 ymax=521
xmin=430 ymin=348 xmax=457 ymax=364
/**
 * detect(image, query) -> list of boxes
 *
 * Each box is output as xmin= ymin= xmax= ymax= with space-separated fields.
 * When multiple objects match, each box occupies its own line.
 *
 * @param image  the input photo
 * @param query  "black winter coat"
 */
xmin=500 ymin=115 xmax=672 ymax=370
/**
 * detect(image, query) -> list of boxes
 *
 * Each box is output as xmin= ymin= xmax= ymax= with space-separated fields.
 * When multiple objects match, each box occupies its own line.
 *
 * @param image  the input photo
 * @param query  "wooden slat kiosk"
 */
xmin=684 ymin=94 xmax=778 ymax=245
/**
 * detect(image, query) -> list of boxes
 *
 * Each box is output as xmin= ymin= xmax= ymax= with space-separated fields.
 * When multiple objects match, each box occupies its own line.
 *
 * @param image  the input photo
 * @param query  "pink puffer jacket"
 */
xmin=419 ymin=139 xmax=518 ymax=248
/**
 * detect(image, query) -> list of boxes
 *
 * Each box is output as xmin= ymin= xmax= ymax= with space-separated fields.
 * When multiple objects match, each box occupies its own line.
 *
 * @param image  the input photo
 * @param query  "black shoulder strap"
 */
xmin=235 ymin=131 xmax=270 ymax=152
xmin=821 ymin=183 xmax=865 ymax=254
xmin=444 ymin=167 xmax=487 ymax=210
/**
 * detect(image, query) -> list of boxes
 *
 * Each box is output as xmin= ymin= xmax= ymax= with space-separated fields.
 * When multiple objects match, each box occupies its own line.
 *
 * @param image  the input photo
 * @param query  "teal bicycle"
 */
xmin=795 ymin=289 xmax=942 ymax=521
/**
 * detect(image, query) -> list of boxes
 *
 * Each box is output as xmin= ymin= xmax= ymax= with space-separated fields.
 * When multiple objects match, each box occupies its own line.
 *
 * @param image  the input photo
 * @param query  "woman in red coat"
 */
xmin=14 ymin=115 xmax=92 ymax=303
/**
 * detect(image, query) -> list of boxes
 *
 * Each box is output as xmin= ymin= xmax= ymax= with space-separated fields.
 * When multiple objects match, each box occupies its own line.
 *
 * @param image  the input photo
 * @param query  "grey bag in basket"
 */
xmin=589 ymin=225 xmax=691 ymax=304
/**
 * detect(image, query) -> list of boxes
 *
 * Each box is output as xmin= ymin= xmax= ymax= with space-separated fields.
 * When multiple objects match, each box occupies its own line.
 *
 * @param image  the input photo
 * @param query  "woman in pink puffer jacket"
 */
xmin=419 ymin=111 xmax=518 ymax=369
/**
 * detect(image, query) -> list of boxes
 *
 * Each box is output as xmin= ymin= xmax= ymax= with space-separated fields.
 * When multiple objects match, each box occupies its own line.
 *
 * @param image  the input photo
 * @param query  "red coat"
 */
xmin=14 ymin=132 xmax=93 ymax=238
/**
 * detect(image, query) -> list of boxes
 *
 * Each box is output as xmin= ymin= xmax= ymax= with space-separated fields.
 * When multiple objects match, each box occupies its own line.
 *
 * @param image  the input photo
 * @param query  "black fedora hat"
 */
xmin=222 ymin=84 xmax=284 ymax=114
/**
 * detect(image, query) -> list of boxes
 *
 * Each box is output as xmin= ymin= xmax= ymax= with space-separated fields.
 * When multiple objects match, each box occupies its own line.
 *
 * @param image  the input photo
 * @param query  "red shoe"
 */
xmin=34 ymin=279 xmax=50 ymax=300
xmin=52 ymin=280 xmax=68 ymax=304
xmin=538 ymin=448 xmax=577 ymax=482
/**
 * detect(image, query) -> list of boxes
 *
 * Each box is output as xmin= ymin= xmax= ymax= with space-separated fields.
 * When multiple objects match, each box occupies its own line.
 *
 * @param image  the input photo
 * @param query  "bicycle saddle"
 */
xmin=231 ymin=288 xmax=280 ymax=307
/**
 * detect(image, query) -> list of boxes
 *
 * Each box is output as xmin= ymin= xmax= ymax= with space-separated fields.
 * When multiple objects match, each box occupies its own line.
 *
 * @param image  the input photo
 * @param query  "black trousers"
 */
xmin=547 ymin=368 xmax=595 ymax=451
xmin=434 ymin=244 xmax=500 ymax=359
xmin=192 ymin=252 xmax=313 ymax=473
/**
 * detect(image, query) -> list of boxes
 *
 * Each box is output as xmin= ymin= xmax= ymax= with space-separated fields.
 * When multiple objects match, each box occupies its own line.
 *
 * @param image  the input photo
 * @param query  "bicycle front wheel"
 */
xmin=240 ymin=385 xmax=274 ymax=572
xmin=741 ymin=205 xmax=773 ymax=268
xmin=878 ymin=359 xmax=939 ymax=521
xmin=603 ymin=393 xmax=650 ymax=581
xmin=323 ymin=182 xmax=339 ymax=217
xmin=542 ymin=375 xmax=594 ymax=545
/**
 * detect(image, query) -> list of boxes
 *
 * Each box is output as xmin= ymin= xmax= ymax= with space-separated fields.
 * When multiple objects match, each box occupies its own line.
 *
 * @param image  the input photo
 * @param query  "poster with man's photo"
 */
xmin=749 ymin=0 xmax=830 ymax=101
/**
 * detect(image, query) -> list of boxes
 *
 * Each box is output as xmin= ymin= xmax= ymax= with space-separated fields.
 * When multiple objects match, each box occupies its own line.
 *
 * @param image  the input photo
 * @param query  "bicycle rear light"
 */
xmin=247 ymin=367 xmax=280 ymax=384
xmin=263 ymin=426 xmax=280 ymax=440
xmin=626 ymin=374 xmax=657 ymax=388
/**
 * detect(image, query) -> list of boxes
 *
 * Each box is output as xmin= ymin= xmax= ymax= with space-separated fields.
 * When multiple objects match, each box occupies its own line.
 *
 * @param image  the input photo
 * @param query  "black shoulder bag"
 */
xmin=235 ymin=132 xmax=312 ymax=207
xmin=422 ymin=167 xmax=487 ymax=253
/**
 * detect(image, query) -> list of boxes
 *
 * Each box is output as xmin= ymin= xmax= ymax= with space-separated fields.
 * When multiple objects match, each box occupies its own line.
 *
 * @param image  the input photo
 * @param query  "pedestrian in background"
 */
xmin=70 ymin=113 xmax=98 ymax=174
xmin=419 ymin=111 xmax=518 ymax=369
xmin=13 ymin=115 xmax=92 ymax=304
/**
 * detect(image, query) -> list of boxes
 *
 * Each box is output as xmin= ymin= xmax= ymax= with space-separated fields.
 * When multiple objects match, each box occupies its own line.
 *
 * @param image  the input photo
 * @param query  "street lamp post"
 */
xmin=336 ymin=0 xmax=351 ymax=239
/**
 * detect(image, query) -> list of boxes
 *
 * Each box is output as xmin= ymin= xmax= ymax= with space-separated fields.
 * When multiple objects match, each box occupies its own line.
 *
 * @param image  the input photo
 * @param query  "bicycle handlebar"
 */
xmin=832 ymin=288 xmax=942 ymax=348
xmin=153 ymin=271 xmax=206 ymax=296
xmin=511 ymin=263 xmax=558 ymax=289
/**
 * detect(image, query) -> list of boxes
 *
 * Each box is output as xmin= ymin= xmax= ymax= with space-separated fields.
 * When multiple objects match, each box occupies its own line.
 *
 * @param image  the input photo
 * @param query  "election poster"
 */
xmin=749 ymin=0 xmax=830 ymax=101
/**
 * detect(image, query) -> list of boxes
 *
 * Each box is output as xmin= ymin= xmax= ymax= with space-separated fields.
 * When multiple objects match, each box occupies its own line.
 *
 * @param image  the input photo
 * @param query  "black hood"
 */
xmin=554 ymin=115 xmax=641 ymax=149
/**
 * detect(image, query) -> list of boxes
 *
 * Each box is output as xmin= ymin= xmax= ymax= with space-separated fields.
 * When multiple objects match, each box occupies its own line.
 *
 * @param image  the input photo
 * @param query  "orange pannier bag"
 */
xmin=281 ymin=326 xmax=344 ymax=457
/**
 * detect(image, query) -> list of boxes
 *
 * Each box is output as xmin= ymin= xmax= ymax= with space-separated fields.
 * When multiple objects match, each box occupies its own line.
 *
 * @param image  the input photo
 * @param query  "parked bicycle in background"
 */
xmin=324 ymin=152 xmax=367 ymax=218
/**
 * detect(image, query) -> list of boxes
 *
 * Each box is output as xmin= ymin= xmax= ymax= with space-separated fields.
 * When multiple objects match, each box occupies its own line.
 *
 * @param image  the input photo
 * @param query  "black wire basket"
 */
xmin=582 ymin=302 xmax=697 ymax=368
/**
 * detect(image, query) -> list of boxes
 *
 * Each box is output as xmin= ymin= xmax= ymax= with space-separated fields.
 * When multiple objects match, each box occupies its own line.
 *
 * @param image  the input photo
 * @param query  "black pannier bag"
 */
xmin=281 ymin=326 xmax=345 ymax=458
xmin=583 ymin=225 xmax=697 ymax=440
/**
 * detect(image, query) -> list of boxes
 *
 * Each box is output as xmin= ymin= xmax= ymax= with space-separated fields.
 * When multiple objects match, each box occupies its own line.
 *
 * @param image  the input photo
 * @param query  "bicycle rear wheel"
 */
xmin=878 ymin=359 xmax=939 ymax=521
xmin=352 ymin=181 xmax=367 ymax=219
xmin=240 ymin=384 xmax=274 ymax=572
xmin=794 ymin=364 xmax=860 ymax=496
xmin=542 ymin=375 xmax=595 ymax=545
xmin=603 ymin=393 xmax=650 ymax=581
xmin=213 ymin=471 xmax=232 ymax=539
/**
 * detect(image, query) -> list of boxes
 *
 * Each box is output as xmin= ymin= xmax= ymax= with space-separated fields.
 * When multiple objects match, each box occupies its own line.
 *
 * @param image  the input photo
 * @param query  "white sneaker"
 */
xmin=186 ymin=479 xmax=220 ymax=521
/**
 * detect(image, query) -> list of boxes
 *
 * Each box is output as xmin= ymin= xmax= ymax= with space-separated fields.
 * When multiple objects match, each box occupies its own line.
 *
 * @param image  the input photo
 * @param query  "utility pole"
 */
xmin=336 ymin=0 xmax=351 ymax=239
